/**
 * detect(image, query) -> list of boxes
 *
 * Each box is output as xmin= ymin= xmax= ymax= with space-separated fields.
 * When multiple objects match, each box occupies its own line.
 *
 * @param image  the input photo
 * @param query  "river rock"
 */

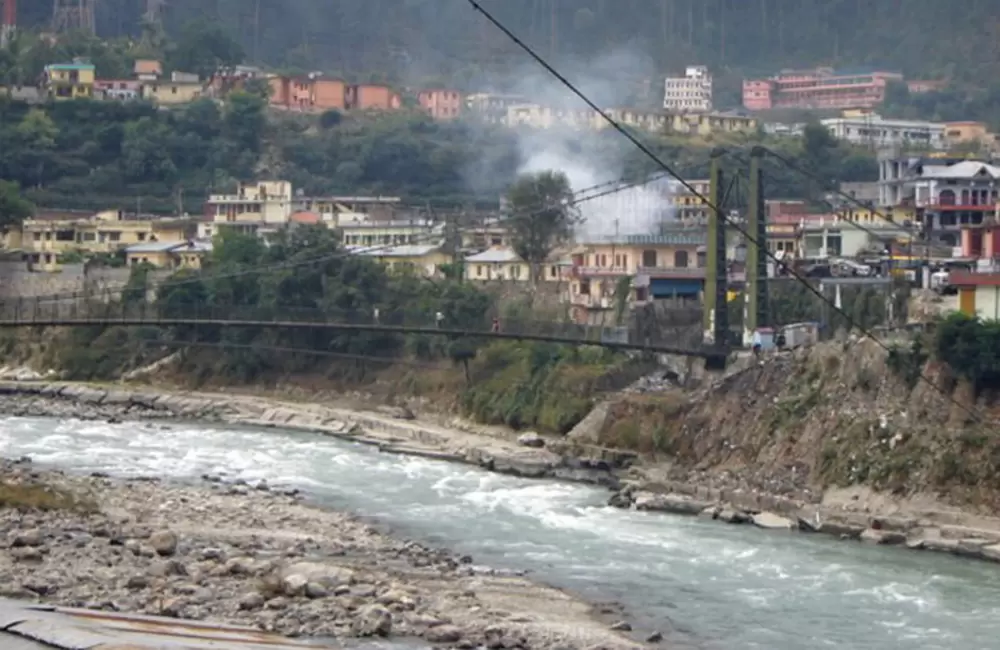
xmin=352 ymin=603 xmax=393 ymax=637
xmin=425 ymin=624 xmax=463 ymax=643
xmin=716 ymin=507 xmax=751 ymax=524
xmin=860 ymin=528 xmax=906 ymax=545
xmin=279 ymin=561 xmax=355 ymax=589
xmin=516 ymin=432 xmax=545 ymax=448
xmin=750 ymin=512 xmax=794 ymax=530
xmin=633 ymin=492 xmax=713 ymax=515
xmin=148 ymin=530 xmax=179 ymax=556
xmin=8 ymin=528 xmax=44 ymax=547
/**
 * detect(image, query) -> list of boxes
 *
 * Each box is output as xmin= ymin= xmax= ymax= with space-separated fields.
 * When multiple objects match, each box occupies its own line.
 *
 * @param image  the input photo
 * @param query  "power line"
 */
xmin=464 ymin=0 xmax=988 ymax=424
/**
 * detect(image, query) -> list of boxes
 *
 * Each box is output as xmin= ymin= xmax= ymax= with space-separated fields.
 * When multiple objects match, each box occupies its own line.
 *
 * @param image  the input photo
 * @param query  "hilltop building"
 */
xmin=663 ymin=65 xmax=712 ymax=113
xmin=742 ymin=67 xmax=903 ymax=111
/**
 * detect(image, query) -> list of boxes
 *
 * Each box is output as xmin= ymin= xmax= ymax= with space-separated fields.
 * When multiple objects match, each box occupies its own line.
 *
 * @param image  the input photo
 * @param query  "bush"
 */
xmin=934 ymin=312 xmax=1000 ymax=393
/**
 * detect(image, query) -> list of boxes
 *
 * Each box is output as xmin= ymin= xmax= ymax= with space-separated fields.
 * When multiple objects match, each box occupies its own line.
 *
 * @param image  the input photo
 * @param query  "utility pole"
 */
xmin=52 ymin=0 xmax=96 ymax=35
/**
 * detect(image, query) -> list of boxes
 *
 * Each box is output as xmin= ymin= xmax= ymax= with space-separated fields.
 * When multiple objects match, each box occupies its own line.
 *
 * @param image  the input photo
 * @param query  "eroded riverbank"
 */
xmin=0 ymin=456 xmax=641 ymax=649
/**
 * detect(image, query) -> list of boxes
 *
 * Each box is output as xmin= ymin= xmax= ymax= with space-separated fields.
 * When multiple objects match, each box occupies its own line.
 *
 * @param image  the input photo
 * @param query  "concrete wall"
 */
xmin=0 ymin=259 xmax=170 ymax=301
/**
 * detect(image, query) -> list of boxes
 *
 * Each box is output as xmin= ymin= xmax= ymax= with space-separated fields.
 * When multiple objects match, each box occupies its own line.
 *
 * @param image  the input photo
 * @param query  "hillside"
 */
xmin=593 ymin=332 xmax=1000 ymax=512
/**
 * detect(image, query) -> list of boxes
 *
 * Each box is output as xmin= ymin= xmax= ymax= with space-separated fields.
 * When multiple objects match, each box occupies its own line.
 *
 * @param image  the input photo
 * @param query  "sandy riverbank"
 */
xmin=0 ymin=456 xmax=646 ymax=650
xmin=5 ymin=379 xmax=1000 ymax=570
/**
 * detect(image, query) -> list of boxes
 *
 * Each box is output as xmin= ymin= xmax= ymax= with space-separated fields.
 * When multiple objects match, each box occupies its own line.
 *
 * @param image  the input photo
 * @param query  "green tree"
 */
xmin=505 ymin=170 xmax=580 ymax=282
xmin=166 ymin=21 xmax=244 ymax=79
xmin=14 ymin=109 xmax=58 ymax=188
xmin=0 ymin=181 xmax=33 ymax=235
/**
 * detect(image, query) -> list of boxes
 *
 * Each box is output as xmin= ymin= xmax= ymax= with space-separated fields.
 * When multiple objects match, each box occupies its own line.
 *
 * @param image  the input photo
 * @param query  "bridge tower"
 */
xmin=743 ymin=147 xmax=770 ymax=345
xmin=51 ymin=0 xmax=96 ymax=35
xmin=703 ymin=148 xmax=730 ymax=360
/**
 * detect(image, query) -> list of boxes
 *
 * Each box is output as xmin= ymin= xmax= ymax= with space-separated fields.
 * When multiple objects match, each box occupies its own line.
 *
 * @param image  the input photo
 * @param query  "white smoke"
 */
xmin=503 ymin=44 xmax=677 ymax=241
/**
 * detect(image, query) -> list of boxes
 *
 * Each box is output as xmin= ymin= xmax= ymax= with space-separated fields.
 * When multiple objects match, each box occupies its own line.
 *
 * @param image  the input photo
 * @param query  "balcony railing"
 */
xmin=572 ymin=265 xmax=631 ymax=277
xmin=636 ymin=266 xmax=705 ymax=277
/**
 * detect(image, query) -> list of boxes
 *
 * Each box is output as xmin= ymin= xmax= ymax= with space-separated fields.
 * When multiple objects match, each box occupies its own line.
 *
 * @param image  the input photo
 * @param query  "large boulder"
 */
xmin=148 ymin=530 xmax=179 ymax=556
xmin=750 ymin=512 xmax=794 ymax=530
xmin=279 ymin=562 xmax=355 ymax=590
xmin=633 ymin=492 xmax=714 ymax=515
xmin=351 ymin=604 xmax=392 ymax=637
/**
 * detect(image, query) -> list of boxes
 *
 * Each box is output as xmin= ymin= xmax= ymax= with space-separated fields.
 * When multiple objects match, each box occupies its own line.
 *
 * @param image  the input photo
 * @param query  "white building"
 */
xmin=821 ymin=113 xmax=947 ymax=150
xmin=663 ymin=66 xmax=712 ymax=113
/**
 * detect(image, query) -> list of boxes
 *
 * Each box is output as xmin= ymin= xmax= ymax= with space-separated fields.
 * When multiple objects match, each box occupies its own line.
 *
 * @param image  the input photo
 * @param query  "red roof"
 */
xmin=289 ymin=210 xmax=321 ymax=224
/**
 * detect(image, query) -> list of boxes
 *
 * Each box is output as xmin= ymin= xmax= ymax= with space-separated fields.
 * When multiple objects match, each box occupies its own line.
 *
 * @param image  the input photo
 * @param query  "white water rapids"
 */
xmin=2 ymin=416 xmax=1000 ymax=649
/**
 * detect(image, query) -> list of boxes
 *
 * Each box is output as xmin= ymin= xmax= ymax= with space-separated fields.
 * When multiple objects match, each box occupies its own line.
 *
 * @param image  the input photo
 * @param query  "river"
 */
xmin=1 ymin=415 xmax=999 ymax=650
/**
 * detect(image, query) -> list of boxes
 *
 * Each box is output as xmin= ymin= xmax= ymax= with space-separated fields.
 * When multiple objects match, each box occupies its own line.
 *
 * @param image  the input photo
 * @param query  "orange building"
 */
xmin=348 ymin=84 xmax=401 ymax=110
xmin=269 ymin=76 xmax=347 ymax=112
xmin=418 ymin=89 xmax=463 ymax=120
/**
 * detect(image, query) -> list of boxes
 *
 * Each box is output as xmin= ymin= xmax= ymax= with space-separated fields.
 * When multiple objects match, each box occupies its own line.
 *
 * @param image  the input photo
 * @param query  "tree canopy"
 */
xmin=505 ymin=170 xmax=579 ymax=280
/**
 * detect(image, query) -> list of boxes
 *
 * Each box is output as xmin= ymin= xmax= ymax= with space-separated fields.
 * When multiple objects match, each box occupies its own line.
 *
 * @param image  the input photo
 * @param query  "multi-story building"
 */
xmin=42 ymin=60 xmax=95 ymax=100
xmin=742 ymin=67 xmax=903 ymax=111
xmin=269 ymin=75 xmax=347 ymax=112
xmin=17 ymin=210 xmax=195 ymax=271
xmin=821 ymin=112 xmax=947 ymax=150
xmin=663 ymin=65 xmax=712 ymax=113
xmin=877 ymin=154 xmax=1000 ymax=246
xmin=94 ymin=79 xmax=141 ymax=101
xmin=418 ymin=89 xmax=463 ymax=120
xmin=944 ymin=121 xmax=999 ymax=151
xmin=297 ymin=196 xmax=402 ymax=223
xmin=670 ymin=179 xmax=711 ymax=224
xmin=199 ymin=181 xmax=294 ymax=239
xmin=797 ymin=214 xmax=912 ymax=259
xmin=465 ymin=93 xmax=528 ymax=123
xmin=354 ymin=244 xmax=451 ymax=277
xmin=349 ymin=84 xmax=401 ymax=111
xmin=141 ymin=71 xmax=203 ymax=105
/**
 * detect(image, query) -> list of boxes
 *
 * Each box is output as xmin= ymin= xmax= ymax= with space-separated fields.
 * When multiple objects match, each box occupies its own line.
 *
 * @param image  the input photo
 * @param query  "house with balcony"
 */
xmin=42 ymin=60 xmax=94 ymax=100
xmin=950 ymin=222 xmax=1000 ymax=318
xmin=19 ymin=210 xmax=195 ymax=271
xmin=797 ymin=213 xmax=913 ymax=260
xmin=671 ymin=179 xmax=711 ymax=224
xmin=124 ymin=239 xmax=212 ymax=270
xmin=742 ymin=67 xmax=903 ymax=112
xmin=199 ymin=181 xmax=294 ymax=240
xmin=663 ymin=111 xmax=757 ymax=137
xmin=877 ymin=155 xmax=1000 ymax=246
xmin=337 ymin=216 xmax=443 ymax=248
xmin=565 ymin=232 xmax=708 ymax=321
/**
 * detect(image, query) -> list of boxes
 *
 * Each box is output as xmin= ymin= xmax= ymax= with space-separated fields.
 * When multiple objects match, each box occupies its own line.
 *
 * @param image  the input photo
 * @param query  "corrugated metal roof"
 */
xmin=0 ymin=598 xmax=337 ymax=649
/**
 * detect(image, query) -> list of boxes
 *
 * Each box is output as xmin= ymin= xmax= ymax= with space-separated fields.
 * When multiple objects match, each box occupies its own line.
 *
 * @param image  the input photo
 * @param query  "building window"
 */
xmin=674 ymin=250 xmax=689 ymax=268
xmin=641 ymin=249 xmax=657 ymax=267
xmin=579 ymin=279 xmax=591 ymax=295
xmin=476 ymin=265 xmax=483 ymax=277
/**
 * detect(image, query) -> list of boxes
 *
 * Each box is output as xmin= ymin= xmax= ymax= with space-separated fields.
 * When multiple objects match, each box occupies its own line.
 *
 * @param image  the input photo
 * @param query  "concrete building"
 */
xmin=42 ymin=60 xmax=94 ymax=100
xmin=15 ymin=210 xmax=194 ymax=271
xmin=944 ymin=121 xmax=999 ymax=151
xmin=338 ymin=216 xmax=443 ymax=248
xmin=742 ymin=67 xmax=903 ymax=111
xmin=353 ymin=244 xmax=451 ymax=277
xmin=464 ymin=93 xmax=528 ymax=123
xmin=133 ymin=59 xmax=162 ymax=81
xmin=878 ymin=155 xmax=1000 ymax=246
xmin=663 ymin=65 xmax=712 ymax=113
xmin=269 ymin=75 xmax=347 ymax=112
xmin=349 ymin=84 xmax=401 ymax=111
xmin=418 ymin=89 xmax=463 ymax=120
xmin=94 ymin=79 xmax=141 ymax=100
xmin=663 ymin=111 xmax=757 ymax=137
xmin=797 ymin=214 xmax=911 ymax=259
xmin=124 ymin=239 xmax=212 ymax=270
xmin=464 ymin=246 xmax=529 ymax=282
xmin=821 ymin=112 xmax=946 ymax=150
xmin=141 ymin=72 xmax=203 ymax=105
xmin=200 ymin=181 xmax=294 ymax=240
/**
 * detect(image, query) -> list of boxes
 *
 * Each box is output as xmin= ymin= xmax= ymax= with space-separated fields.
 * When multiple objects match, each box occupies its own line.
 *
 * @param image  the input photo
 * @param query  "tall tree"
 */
xmin=505 ymin=170 xmax=579 ymax=283
xmin=0 ymin=180 xmax=33 ymax=235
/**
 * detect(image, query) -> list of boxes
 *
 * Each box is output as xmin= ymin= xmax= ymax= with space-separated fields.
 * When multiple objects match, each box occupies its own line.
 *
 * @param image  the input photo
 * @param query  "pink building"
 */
xmin=418 ymin=89 xmax=462 ymax=120
xmin=742 ymin=67 xmax=903 ymax=111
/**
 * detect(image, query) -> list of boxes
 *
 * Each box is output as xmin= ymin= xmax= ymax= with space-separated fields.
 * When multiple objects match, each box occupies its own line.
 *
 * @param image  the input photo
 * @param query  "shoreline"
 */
xmin=4 ymin=380 xmax=1000 ymax=570
xmin=0 ymin=459 xmax=647 ymax=650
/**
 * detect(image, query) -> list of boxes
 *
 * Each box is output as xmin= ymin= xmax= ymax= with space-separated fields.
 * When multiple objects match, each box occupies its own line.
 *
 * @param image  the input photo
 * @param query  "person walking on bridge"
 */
xmin=435 ymin=311 xmax=444 ymax=329
xmin=491 ymin=316 xmax=500 ymax=333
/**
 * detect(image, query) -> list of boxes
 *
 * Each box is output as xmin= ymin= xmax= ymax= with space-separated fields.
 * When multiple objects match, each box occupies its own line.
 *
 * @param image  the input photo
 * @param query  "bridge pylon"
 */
xmin=703 ymin=149 xmax=730 ymax=368
xmin=743 ymin=147 xmax=769 ymax=345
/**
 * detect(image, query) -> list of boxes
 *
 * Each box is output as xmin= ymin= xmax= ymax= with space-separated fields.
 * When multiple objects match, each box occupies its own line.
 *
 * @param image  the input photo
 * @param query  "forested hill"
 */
xmin=16 ymin=0 xmax=1000 ymax=90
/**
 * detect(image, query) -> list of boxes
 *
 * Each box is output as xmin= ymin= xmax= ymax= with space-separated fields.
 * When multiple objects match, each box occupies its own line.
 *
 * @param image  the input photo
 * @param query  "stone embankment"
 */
xmin=0 ymin=380 xmax=625 ymax=488
xmin=0 ymin=458 xmax=642 ymax=649
xmin=607 ymin=481 xmax=1000 ymax=564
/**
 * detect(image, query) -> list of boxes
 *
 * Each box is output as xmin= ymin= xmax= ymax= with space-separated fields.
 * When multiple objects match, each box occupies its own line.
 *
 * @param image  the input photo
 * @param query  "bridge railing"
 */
xmin=0 ymin=296 xmax=706 ymax=351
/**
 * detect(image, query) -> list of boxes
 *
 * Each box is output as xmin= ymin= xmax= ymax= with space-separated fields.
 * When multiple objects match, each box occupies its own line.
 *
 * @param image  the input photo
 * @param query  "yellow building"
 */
xmin=460 ymin=219 xmax=511 ymax=250
xmin=354 ymin=244 xmax=451 ymax=277
xmin=766 ymin=223 xmax=799 ymax=255
xmin=566 ymin=233 xmax=705 ymax=317
xmin=201 ymin=181 xmax=294 ymax=239
xmin=125 ymin=239 xmax=212 ymax=269
xmin=464 ymin=246 xmax=530 ymax=282
xmin=664 ymin=112 xmax=757 ymax=136
xmin=20 ymin=210 xmax=195 ymax=271
xmin=672 ymin=179 xmax=711 ymax=223
xmin=43 ymin=61 xmax=95 ymax=100
xmin=944 ymin=121 xmax=999 ymax=150
xmin=141 ymin=72 xmax=204 ymax=105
